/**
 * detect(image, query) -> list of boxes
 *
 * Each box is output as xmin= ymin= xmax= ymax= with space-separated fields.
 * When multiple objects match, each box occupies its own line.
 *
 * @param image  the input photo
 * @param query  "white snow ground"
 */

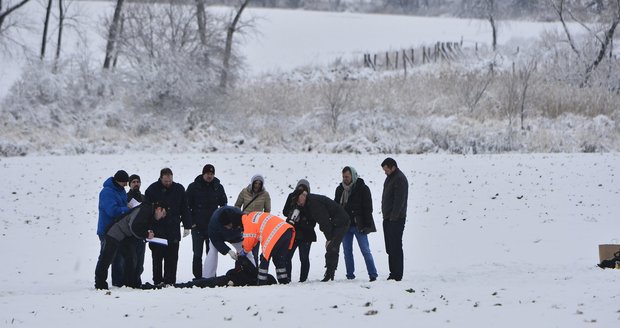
xmin=0 ymin=152 xmax=619 ymax=327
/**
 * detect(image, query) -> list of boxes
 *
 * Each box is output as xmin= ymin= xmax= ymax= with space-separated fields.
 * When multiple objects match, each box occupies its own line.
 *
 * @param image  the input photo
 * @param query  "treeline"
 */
xmin=192 ymin=0 xmax=612 ymax=20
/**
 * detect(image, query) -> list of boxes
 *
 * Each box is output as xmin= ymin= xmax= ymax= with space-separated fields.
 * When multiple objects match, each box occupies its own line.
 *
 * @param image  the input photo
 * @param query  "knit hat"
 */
xmin=202 ymin=164 xmax=215 ymax=175
xmin=113 ymin=170 xmax=129 ymax=183
xmin=296 ymin=179 xmax=311 ymax=193
xmin=251 ymin=174 xmax=264 ymax=185
xmin=128 ymin=174 xmax=140 ymax=183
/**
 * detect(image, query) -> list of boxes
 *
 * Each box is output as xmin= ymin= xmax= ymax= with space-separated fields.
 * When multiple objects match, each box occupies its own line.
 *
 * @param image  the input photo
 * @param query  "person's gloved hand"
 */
xmin=228 ymin=249 xmax=238 ymax=260
xmin=183 ymin=228 xmax=190 ymax=238
xmin=239 ymin=249 xmax=247 ymax=258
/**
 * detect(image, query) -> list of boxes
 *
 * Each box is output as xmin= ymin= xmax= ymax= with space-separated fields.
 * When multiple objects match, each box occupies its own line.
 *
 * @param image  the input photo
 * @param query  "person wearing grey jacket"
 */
xmin=381 ymin=157 xmax=409 ymax=281
xmin=94 ymin=202 xmax=167 ymax=290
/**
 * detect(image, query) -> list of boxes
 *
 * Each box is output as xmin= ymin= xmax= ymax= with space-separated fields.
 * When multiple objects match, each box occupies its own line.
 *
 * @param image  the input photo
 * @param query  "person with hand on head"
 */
xmin=381 ymin=157 xmax=409 ymax=282
xmin=203 ymin=206 xmax=254 ymax=278
xmin=293 ymin=189 xmax=349 ymax=282
xmin=186 ymin=164 xmax=227 ymax=280
xmin=335 ymin=166 xmax=378 ymax=282
xmin=95 ymin=201 xmax=167 ymax=290
xmin=240 ymin=212 xmax=295 ymax=285
xmin=144 ymin=168 xmax=192 ymax=286
xmin=96 ymin=169 xmax=132 ymax=287
xmin=283 ymin=179 xmax=316 ymax=282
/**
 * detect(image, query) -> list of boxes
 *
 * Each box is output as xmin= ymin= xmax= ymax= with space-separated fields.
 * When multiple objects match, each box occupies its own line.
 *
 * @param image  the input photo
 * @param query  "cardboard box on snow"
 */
xmin=598 ymin=244 xmax=620 ymax=262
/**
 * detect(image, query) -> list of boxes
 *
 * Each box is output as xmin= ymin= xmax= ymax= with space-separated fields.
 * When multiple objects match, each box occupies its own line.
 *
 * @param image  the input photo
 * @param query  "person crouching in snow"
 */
xmin=203 ymin=206 xmax=255 ymax=278
xmin=239 ymin=212 xmax=295 ymax=285
xmin=95 ymin=201 xmax=167 ymax=290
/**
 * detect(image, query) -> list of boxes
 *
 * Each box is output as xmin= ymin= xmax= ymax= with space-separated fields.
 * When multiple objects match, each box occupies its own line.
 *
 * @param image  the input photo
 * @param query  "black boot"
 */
xmin=321 ymin=270 xmax=334 ymax=282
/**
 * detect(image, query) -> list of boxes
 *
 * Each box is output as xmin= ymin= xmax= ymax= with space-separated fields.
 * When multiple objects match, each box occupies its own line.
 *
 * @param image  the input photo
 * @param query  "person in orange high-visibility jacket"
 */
xmin=239 ymin=212 xmax=295 ymax=285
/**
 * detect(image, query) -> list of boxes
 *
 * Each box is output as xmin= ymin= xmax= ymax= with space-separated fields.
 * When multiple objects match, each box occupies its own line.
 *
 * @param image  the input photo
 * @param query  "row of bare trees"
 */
xmin=1 ymin=0 xmax=252 ymax=93
xmin=101 ymin=0 xmax=251 ymax=91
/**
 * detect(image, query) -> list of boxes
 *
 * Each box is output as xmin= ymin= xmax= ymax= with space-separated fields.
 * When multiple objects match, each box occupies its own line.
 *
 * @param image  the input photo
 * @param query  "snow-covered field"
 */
xmin=1 ymin=152 xmax=619 ymax=327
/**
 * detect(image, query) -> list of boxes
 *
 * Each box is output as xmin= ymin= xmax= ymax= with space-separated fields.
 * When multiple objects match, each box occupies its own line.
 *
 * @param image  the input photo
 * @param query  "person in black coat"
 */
xmin=94 ymin=201 xmax=167 ymax=290
xmin=186 ymin=164 xmax=228 ymax=279
xmin=283 ymin=179 xmax=316 ymax=282
xmin=123 ymin=174 xmax=147 ymax=287
xmin=174 ymin=257 xmax=276 ymax=288
xmin=334 ymin=166 xmax=378 ymax=282
xmin=144 ymin=168 xmax=192 ymax=285
xmin=381 ymin=157 xmax=409 ymax=281
xmin=292 ymin=189 xmax=349 ymax=282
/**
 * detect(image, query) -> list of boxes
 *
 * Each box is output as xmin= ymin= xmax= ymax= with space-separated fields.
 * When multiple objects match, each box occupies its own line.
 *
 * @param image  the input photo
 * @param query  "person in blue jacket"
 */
xmin=96 ymin=170 xmax=132 ymax=287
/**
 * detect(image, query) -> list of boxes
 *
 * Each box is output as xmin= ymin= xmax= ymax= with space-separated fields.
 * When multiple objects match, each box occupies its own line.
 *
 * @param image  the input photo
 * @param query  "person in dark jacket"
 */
xmin=283 ymin=179 xmax=317 ymax=282
xmin=127 ymin=174 xmax=144 ymax=203
xmin=126 ymin=174 xmax=147 ymax=287
xmin=186 ymin=164 xmax=227 ymax=279
xmin=144 ymin=168 xmax=192 ymax=285
xmin=94 ymin=201 xmax=167 ymax=290
xmin=381 ymin=157 xmax=409 ymax=281
xmin=293 ymin=190 xmax=349 ymax=282
xmin=203 ymin=206 xmax=254 ymax=278
xmin=96 ymin=170 xmax=131 ymax=287
xmin=334 ymin=166 xmax=378 ymax=282
xmin=174 ymin=257 xmax=276 ymax=288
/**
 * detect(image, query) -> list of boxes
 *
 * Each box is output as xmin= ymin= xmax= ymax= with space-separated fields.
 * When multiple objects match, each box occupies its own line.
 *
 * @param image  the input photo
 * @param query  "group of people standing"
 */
xmin=94 ymin=157 xmax=409 ymax=290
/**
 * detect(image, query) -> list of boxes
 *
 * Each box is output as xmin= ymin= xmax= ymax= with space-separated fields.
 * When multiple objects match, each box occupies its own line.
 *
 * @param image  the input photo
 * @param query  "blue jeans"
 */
xmin=342 ymin=226 xmax=378 ymax=279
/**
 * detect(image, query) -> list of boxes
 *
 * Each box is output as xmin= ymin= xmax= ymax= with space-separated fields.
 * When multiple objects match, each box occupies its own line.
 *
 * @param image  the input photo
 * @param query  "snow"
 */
xmin=0 ymin=2 xmax=572 ymax=98
xmin=1 ymin=3 xmax=619 ymax=325
xmin=1 ymin=152 xmax=619 ymax=326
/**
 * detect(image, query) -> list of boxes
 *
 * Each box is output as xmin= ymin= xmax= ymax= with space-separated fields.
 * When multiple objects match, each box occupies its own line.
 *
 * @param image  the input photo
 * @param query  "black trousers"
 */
xmin=286 ymin=240 xmax=312 ymax=282
xmin=191 ymin=229 xmax=210 ymax=279
xmin=149 ymin=240 xmax=180 ymax=285
xmin=325 ymin=225 xmax=347 ymax=275
xmin=95 ymin=236 xmax=138 ymax=288
xmin=383 ymin=218 xmax=406 ymax=280
xmin=258 ymin=229 xmax=293 ymax=284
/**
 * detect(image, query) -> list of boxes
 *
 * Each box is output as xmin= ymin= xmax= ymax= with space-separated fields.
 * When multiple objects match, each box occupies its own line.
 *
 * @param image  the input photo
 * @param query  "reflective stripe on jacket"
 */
xmin=242 ymin=212 xmax=294 ymax=260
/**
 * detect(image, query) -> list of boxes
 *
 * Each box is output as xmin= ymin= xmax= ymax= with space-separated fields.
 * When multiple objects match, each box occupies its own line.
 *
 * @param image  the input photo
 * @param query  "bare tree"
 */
xmin=103 ymin=0 xmax=124 ymax=69
xmin=0 ymin=0 xmax=31 ymax=36
xmin=551 ymin=0 xmax=620 ymax=87
xmin=321 ymin=77 xmax=353 ymax=133
xmin=54 ymin=0 xmax=64 ymax=64
xmin=499 ymin=58 xmax=537 ymax=130
xmin=113 ymin=2 xmax=221 ymax=108
xmin=461 ymin=69 xmax=493 ymax=113
xmin=517 ymin=58 xmax=537 ymax=130
xmin=220 ymin=0 xmax=251 ymax=89
xmin=195 ymin=0 xmax=207 ymax=45
xmin=582 ymin=0 xmax=620 ymax=86
xmin=40 ymin=0 xmax=53 ymax=59
xmin=461 ymin=0 xmax=498 ymax=51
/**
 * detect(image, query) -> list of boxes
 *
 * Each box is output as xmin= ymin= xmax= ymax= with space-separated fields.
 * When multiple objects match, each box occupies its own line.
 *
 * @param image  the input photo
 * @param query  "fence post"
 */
xmin=403 ymin=49 xmax=407 ymax=77
xmin=395 ymin=51 xmax=399 ymax=69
